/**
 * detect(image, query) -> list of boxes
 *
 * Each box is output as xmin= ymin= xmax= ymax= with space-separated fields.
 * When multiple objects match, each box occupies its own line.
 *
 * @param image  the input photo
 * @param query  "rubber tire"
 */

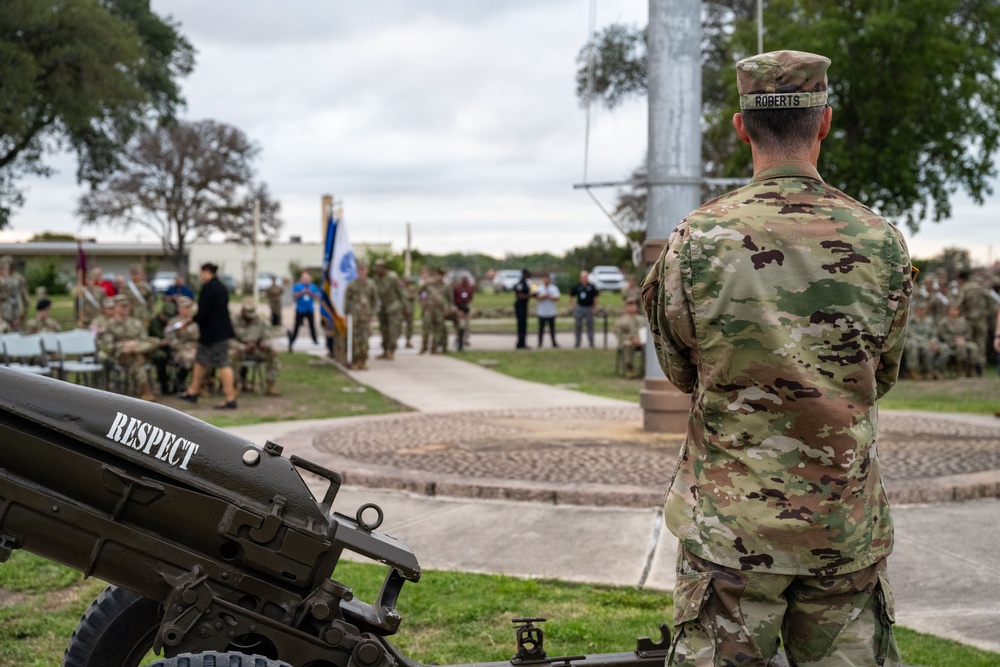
xmin=148 ymin=652 xmax=292 ymax=667
xmin=63 ymin=584 xmax=163 ymax=667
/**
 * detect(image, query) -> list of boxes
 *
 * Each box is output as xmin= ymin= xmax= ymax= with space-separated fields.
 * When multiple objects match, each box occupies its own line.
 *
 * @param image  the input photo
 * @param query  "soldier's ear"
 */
xmin=732 ymin=113 xmax=751 ymax=145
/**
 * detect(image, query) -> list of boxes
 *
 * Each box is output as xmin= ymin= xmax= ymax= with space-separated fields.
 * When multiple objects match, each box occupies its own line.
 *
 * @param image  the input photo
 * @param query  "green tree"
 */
xmin=563 ymin=234 xmax=631 ymax=273
xmin=0 ymin=0 xmax=194 ymax=227
xmin=78 ymin=119 xmax=282 ymax=274
xmin=578 ymin=0 xmax=1000 ymax=232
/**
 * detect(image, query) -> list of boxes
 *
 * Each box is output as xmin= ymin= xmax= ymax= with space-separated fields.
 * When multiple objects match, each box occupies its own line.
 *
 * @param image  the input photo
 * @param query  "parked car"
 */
xmin=491 ymin=269 xmax=523 ymax=292
xmin=219 ymin=274 xmax=238 ymax=293
xmin=150 ymin=271 xmax=178 ymax=293
xmin=257 ymin=271 xmax=279 ymax=291
xmin=445 ymin=269 xmax=476 ymax=288
xmin=588 ymin=265 xmax=626 ymax=292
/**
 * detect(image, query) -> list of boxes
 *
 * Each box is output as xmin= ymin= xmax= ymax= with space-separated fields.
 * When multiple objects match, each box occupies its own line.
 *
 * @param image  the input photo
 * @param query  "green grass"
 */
xmin=0 ymin=553 xmax=995 ymax=667
xmin=165 ymin=352 xmax=410 ymax=429
xmin=454 ymin=348 xmax=642 ymax=403
xmin=456 ymin=348 xmax=1000 ymax=417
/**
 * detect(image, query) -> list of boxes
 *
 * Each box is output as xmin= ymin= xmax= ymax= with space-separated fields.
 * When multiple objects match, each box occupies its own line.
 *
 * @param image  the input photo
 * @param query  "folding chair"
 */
xmin=52 ymin=329 xmax=105 ymax=387
xmin=1 ymin=333 xmax=51 ymax=376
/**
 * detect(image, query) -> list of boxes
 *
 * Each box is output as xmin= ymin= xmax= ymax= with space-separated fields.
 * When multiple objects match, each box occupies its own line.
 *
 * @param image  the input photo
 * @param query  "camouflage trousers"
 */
xmin=669 ymin=548 xmax=900 ymax=667
xmin=231 ymin=347 xmax=280 ymax=384
xmin=352 ymin=318 xmax=372 ymax=362
xmin=422 ymin=309 xmax=447 ymax=352
xmin=379 ymin=309 xmax=403 ymax=353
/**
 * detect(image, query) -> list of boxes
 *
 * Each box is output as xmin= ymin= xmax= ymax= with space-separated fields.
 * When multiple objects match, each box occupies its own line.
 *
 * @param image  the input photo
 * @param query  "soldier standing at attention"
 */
xmin=344 ymin=262 xmax=379 ymax=370
xmin=402 ymin=276 xmax=418 ymax=348
xmin=643 ymin=51 xmax=911 ymax=666
xmin=265 ymin=276 xmax=284 ymax=327
xmin=614 ymin=297 xmax=644 ymax=379
xmin=124 ymin=264 xmax=157 ymax=326
xmin=373 ymin=260 xmax=407 ymax=360
xmin=420 ymin=267 xmax=449 ymax=354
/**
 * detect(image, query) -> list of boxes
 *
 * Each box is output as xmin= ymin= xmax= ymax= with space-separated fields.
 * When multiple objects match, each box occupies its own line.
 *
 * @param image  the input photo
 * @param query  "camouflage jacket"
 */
xmin=375 ymin=271 xmax=407 ymax=314
xmin=123 ymin=280 xmax=157 ymax=322
xmin=422 ymin=280 xmax=450 ymax=313
xmin=345 ymin=277 xmax=379 ymax=320
xmin=936 ymin=315 xmax=971 ymax=346
xmin=956 ymin=281 xmax=989 ymax=320
xmin=643 ymin=160 xmax=912 ymax=577
xmin=22 ymin=315 xmax=62 ymax=334
xmin=233 ymin=315 xmax=270 ymax=348
xmin=907 ymin=313 xmax=937 ymax=344
xmin=614 ymin=313 xmax=645 ymax=348
xmin=265 ymin=285 xmax=284 ymax=310
xmin=98 ymin=317 xmax=158 ymax=356
xmin=165 ymin=317 xmax=200 ymax=353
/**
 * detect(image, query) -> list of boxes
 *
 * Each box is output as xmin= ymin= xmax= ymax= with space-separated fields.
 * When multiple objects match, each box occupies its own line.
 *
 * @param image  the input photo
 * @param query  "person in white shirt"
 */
xmin=534 ymin=274 xmax=561 ymax=348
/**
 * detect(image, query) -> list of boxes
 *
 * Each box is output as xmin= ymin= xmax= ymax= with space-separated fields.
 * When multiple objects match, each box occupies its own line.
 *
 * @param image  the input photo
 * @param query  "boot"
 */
xmin=386 ymin=350 xmax=394 ymax=360
xmin=138 ymin=382 xmax=155 ymax=402
xmin=265 ymin=381 xmax=281 ymax=397
xmin=376 ymin=351 xmax=390 ymax=359
xmin=357 ymin=360 xmax=368 ymax=370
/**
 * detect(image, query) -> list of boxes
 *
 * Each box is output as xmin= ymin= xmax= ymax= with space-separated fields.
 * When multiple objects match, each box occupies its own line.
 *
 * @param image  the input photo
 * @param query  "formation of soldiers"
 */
xmin=906 ymin=268 xmax=999 ymax=379
xmin=343 ymin=264 xmax=460 ymax=369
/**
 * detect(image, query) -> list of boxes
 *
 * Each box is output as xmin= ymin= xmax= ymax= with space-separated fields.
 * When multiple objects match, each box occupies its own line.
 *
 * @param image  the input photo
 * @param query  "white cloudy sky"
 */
xmin=7 ymin=1 xmax=999 ymax=264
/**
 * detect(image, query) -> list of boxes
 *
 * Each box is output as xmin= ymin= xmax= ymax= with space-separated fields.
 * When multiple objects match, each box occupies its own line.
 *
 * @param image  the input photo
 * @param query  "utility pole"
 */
xmin=640 ymin=0 xmax=702 ymax=432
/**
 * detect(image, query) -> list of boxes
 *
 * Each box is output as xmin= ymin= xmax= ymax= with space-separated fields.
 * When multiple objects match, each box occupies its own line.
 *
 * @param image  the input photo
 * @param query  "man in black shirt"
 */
xmin=513 ymin=269 xmax=531 ymax=349
xmin=569 ymin=270 xmax=599 ymax=348
xmin=178 ymin=262 xmax=239 ymax=409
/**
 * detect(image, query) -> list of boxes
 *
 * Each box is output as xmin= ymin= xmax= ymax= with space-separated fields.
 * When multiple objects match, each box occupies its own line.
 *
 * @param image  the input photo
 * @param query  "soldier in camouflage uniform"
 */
xmin=373 ymin=260 xmax=408 ymax=360
xmin=937 ymin=304 xmax=980 ymax=377
xmin=420 ymin=267 xmax=449 ymax=354
xmin=231 ymin=297 xmax=281 ymax=395
xmin=0 ymin=256 xmax=29 ymax=330
xmin=402 ymin=276 xmax=418 ymax=348
xmin=955 ymin=269 xmax=989 ymax=374
xmin=643 ymin=51 xmax=908 ymax=666
xmin=904 ymin=303 xmax=949 ymax=380
xmin=98 ymin=295 xmax=158 ymax=401
xmin=22 ymin=298 xmax=62 ymax=335
xmin=123 ymin=264 xmax=157 ymax=326
xmin=265 ymin=276 xmax=284 ymax=327
xmin=345 ymin=263 xmax=379 ymax=370
xmin=165 ymin=296 xmax=200 ymax=393
xmin=614 ymin=297 xmax=645 ymax=379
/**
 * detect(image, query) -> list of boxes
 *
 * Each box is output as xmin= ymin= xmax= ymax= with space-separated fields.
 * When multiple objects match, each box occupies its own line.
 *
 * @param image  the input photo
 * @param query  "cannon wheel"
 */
xmin=148 ymin=652 xmax=292 ymax=667
xmin=63 ymin=584 xmax=162 ymax=667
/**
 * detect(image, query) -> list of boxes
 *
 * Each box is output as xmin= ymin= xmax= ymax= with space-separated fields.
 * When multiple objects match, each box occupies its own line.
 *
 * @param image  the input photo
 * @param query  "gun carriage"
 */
xmin=0 ymin=367 xmax=669 ymax=666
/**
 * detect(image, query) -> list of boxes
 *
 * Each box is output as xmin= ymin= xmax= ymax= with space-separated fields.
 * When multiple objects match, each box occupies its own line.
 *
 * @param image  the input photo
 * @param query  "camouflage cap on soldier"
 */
xmin=0 ymin=255 xmax=11 ymax=266
xmin=241 ymin=297 xmax=256 ymax=312
xmin=112 ymin=294 xmax=130 ymax=306
xmin=175 ymin=296 xmax=194 ymax=309
xmin=129 ymin=263 xmax=143 ymax=274
xmin=736 ymin=50 xmax=830 ymax=110
xmin=102 ymin=297 xmax=115 ymax=308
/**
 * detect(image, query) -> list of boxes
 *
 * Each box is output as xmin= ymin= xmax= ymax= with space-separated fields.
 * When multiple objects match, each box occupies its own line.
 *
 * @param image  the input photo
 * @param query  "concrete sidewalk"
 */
xmin=227 ymin=328 xmax=1000 ymax=654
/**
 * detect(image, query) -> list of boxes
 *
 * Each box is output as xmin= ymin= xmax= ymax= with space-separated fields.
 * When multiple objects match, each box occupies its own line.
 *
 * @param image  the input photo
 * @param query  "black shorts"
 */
xmin=195 ymin=340 xmax=231 ymax=369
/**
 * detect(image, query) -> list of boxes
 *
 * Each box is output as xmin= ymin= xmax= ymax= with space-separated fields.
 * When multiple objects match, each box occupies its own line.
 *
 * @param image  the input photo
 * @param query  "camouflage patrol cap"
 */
xmin=0 ymin=255 xmax=11 ymax=266
xmin=129 ymin=263 xmax=143 ymax=274
xmin=112 ymin=294 xmax=130 ymax=306
xmin=176 ymin=296 xmax=194 ymax=308
xmin=241 ymin=297 xmax=256 ymax=312
xmin=624 ymin=296 xmax=638 ymax=306
xmin=736 ymin=50 xmax=830 ymax=110
xmin=102 ymin=297 xmax=115 ymax=308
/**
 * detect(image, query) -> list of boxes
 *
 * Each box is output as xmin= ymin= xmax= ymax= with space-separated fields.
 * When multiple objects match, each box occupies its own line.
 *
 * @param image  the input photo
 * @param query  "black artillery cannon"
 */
xmin=0 ymin=367 xmax=670 ymax=666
